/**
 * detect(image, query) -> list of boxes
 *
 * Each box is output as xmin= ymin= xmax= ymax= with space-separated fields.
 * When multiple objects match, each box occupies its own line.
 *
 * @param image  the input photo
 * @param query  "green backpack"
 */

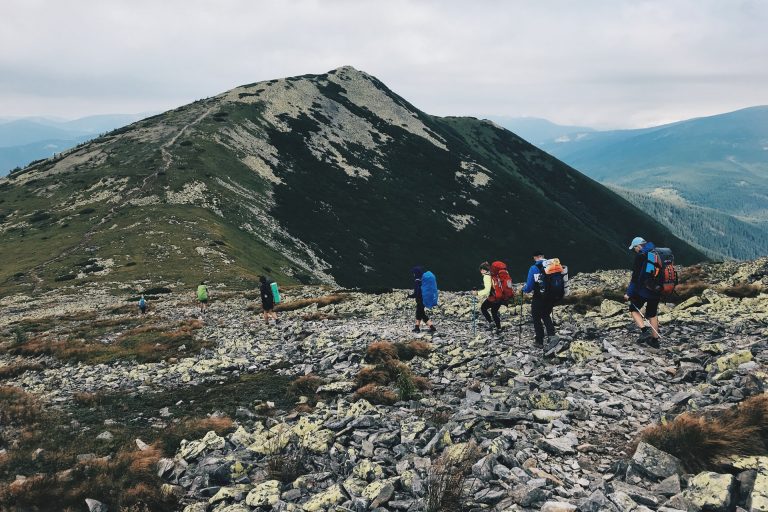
xmin=197 ymin=285 xmax=208 ymax=301
xmin=270 ymin=282 xmax=281 ymax=304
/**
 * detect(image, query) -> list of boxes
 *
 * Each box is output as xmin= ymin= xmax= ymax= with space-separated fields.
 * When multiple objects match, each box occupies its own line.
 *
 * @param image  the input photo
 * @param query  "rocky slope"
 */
xmin=0 ymin=66 xmax=702 ymax=293
xmin=1 ymin=259 xmax=767 ymax=511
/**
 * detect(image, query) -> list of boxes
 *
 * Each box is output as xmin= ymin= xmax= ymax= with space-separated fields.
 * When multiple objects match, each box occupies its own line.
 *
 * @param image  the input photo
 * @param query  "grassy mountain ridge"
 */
xmin=0 ymin=66 xmax=704 ymax=293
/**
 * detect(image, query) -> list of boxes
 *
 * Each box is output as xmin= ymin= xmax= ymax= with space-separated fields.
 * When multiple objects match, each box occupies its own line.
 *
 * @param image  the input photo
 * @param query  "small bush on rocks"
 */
xmin=289 ymin=374 xmax=326 ymax=397
xmin=639 ymin=394 xmax=768 ymax=472
xmin=353 ymin=384 xmax=398 ymax=405
xmin=425 ymin=441 xmax=481 ymax=512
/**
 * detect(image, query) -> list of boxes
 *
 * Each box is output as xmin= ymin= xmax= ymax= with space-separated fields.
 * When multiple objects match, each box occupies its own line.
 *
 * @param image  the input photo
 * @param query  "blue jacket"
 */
xmin=627 ymin=242 xmax=660 ymax=299
xmin=522 ymin=261 xmax=544 ymax=294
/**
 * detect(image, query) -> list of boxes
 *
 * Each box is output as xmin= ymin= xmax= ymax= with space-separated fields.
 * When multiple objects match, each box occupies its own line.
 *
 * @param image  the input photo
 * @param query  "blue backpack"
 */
xmin=421 ymin=271 xmax=439 ymax=308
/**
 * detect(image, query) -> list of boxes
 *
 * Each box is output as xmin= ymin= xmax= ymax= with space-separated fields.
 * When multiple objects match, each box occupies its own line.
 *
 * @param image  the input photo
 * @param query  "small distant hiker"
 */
xmin=624 ymin=236 xmax=665 ymax=348
xmin=196 ymin=281 xmax=209 ymax=314
xmin=477 ymin=261 xmax=514 ymax=334
xmin=521 ymin=251 xmax=560 ymax=350
xmin=138 ymin=295 xmax=147 ymax=315
xmin=259 ymin=275 xmax=279 ymax=325
xmin=408 ymin=266 xmax=437 ymax=334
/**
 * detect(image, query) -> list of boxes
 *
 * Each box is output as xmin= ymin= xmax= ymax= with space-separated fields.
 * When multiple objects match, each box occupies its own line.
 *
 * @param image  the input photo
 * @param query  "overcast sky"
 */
xmin=1 ymin=0 xmax=766 ymax=128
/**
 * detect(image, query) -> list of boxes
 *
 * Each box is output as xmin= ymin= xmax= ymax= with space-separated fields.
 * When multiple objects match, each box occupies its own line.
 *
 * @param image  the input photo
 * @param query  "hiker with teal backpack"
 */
xmin=259 ymin=275 xmax=280 ymax=325
xmin=624 ymin=237 xmax=677 ymax=348
xmin=138 ymin=295 xmax=147 ymax=315
xmin=408 ymin=266 xmax=437 ymax=334
xmin=196 ymin=281 xmax=209 ymax=314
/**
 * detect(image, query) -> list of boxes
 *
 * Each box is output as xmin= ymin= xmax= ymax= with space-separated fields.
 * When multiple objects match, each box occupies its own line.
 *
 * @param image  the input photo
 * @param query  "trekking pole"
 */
xmin=472 ymin=294 xmax=478 ymax=337
xmin=630 ymin=302 xmax=662 ymax=339
xmin=517 ymin=290 xmax=523 ymax=345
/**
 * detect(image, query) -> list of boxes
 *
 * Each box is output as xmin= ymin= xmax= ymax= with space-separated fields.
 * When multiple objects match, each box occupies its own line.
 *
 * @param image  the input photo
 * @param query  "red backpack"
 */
xmin=489 ymin=261 xmax=515 ymax=303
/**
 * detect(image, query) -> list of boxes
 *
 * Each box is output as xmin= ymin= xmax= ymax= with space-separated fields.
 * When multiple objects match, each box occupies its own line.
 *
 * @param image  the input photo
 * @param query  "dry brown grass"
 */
xmin=0 ymin=385 xmax=43 ymax=425
xmin=353 ymin=384 xmax=398 ymax=405
xmin=275 ymin=294 xmax=349 ymax=312
xmin=638 ymin=394 xmax=768 ymax=472
xmin=413 ymin=376 xmax=432 ymax=391
xmin=266 ymin=444 xmax=309 ymax=483
xmin=0 ymin=361 xmax=44 ymax=380
xmin=289 ymin=374 xmax=326 ymax=397
xmin=365 ymin=341 xmax=399 ymax=363
xmin=355 ymin=366 xmax=391 ymax=387
xmin=425 ymin=441 xmax=481 ymax=512
xmin=301 ymin=312 xmax=339 ymax=321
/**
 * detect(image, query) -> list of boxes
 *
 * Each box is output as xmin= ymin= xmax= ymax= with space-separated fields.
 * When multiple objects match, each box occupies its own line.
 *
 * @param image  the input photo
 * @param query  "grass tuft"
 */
xmin=424 ymin=441 xmax=481 ymax=512
xmin=638 ymin=394 xmax=768 ymax=472
xmin=353 ymin=384 xmax=398 ymax=405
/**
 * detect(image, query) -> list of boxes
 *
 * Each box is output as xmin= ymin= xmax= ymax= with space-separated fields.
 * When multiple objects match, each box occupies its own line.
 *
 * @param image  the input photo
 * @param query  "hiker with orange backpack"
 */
xmin=521 ymin=251 xmax=560 ymax=350
xmin=477 ymin=261 xmax=515 ymax=334
xmin=624 ymin=237 xmax=677 ymax=348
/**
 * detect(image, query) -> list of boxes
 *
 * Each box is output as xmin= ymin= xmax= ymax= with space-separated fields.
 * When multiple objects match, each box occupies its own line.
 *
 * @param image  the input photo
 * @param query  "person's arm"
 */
xmin=477 ymin=274 xmax=492 ymax=298
xmin=522 ymin=266 xmax=537 ymax=293
xmin=627 ymin=254 xmax=642 ymax=297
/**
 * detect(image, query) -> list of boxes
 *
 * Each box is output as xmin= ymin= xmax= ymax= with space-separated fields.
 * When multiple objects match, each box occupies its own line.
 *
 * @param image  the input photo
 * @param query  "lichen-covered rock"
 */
xmin=179 ymin=430 xmax=225 ymax=460
xmin=569 ymin=340 xmax=603 ymax=362
xmin=709 ymin=350 xmax=753 ymax=373
xmin=600 ymin=300 xmax=625 ymax=318
xmin=630 ymin=442 xmax=683 ymax=481
xmin=683 ymin=472 xmax=736 ymax=511
xmin=244 ymin=480 xmax=280 ymax=507
xmin=302 ymin=484 xmax=346 ymax=511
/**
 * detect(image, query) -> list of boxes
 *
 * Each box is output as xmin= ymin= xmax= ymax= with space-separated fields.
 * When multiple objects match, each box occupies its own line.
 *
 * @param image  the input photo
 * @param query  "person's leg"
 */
xmin=531 ymin=298 xmax=545 ymax=343
xmin=542 ymin=302 xmax=555 ymax=336
xmin=481 ymin=300 xmax=493 ymax=324
xmin=491 ymin=303 xmax=501 ymax=329
xmin=628 ymin=297 xmax=646 ymax=329
xmin=646 ymin=299 xmax=660 ymax=341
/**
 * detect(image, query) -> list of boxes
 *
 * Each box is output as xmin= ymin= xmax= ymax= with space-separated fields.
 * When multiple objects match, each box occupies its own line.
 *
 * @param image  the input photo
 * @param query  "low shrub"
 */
xmin=353 ymin=384 xmax=397 ymax=405
xmin=0 ymin=361 xmax=45 ymax=380
xmin=424 ymin=441 xmax=481 ymax=512
xmin=638 ymin=394 xmax=768 ymax=472
xmin=289 ymin=375 xmax=325 ymax=397
xmin=266 ymin=444 xmax=309 ymax=483
xmin=275 ymin=294 xmax=348 ymax=312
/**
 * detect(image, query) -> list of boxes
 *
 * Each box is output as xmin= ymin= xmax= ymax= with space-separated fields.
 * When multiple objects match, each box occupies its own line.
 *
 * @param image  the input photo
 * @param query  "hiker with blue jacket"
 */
xmin=624 ymin=237 xmax=661 ymax=348
xmin=521 ymin=251 xmax=557 ymax=349
xmin=408 ymin=266 xmax=437 ymax=334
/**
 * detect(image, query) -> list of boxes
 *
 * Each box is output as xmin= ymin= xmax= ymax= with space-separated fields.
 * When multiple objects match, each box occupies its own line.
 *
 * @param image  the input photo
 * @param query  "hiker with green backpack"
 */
xmin=259 ymin=275 xmax=280 ymax=325
xmin=196 ymin=281 xmax=209 ymax=314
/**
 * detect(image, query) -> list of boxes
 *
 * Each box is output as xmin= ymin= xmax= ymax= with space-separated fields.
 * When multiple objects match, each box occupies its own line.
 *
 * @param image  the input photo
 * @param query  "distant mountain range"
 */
xmin=496 ymin=107 xmax=768 ymax=260
xmin=0 ymin=114 xmax=150 ymax=174
xmin=0 ymin=66 xmax=701 ymax=292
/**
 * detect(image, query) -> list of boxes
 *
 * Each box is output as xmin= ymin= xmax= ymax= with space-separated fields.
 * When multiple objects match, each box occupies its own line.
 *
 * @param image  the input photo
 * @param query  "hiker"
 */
xmin=196 ymin=281 xmax=209 ymax=314
xmin=521 ymin=251 xmax=557 ymax=348
xmin=477 ymin=262 xmax=503 ymax=333
xmin=624 ymin=237 xmax=661 ymax=348
xmin=408 ymin=266 xmax=436 ymax=334
xmin=138 ymin=295 xmax=147 ymax=315
xmin=259 ymin=275 xmax=278 ymax=325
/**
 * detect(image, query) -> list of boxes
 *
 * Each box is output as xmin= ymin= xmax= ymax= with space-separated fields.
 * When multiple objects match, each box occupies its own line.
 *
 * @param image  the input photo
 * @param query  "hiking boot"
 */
xmin=637 ymin=328 xmax=652 ymax=344
xmin=412 ymin=326 xmax=421 ymax=333
xmin=646 ymin=337 xmax=661 ymax=349
xmin=428 ymin=325 xmax=437 ymax=333
xmin=534 ymin=338 xmax=544 ymax=347
xmin=494 ymin=326 xmax=504 ymax=335
xmin=544 ymin=336 xmax=563 ymax=356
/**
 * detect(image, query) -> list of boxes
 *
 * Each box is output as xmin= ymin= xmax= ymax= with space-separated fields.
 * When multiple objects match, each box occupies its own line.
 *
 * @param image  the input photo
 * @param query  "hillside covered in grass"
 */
xmin=0 ymin=66 xmax=703 ymax=294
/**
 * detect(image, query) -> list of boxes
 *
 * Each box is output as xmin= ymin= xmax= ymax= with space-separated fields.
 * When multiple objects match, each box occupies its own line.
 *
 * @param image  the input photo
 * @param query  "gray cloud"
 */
xmin=0 ymin=0 xmax=766 ymax=128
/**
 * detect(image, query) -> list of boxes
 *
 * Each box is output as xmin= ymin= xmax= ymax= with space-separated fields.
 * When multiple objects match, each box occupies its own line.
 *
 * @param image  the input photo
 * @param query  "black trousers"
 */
xmin=415 ymin=303 xmax=429 ymax=321
xmin=531 ymin=297 xmax=555 ymax=341
xmin=481 ymin=299 xmax=501 ymax=328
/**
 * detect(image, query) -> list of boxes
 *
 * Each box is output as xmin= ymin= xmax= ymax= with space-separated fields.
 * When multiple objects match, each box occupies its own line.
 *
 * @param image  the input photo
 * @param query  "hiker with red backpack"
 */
xmin=521 ymin=251 xmax=563 ymax=352
xmin=477 ymin=261 xmax=515 ymax=334
xmin=624 ymin=237 xmax=677 ymax=348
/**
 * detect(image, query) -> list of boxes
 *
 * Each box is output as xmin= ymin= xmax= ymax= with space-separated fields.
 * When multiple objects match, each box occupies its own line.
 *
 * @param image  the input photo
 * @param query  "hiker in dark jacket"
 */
xmin=521 ymin=251 xmax=557 ymax=348
xmin=624 ymin=237 xmax=661 ymax=348
xmin=259 ymin=275 xmax=278 ymax=325
xmin=408 ymin=266 xmax=436 ymax=333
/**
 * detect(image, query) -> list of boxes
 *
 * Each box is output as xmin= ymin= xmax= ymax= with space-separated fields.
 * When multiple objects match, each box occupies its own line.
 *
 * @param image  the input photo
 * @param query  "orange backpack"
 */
xmin=489 ymin=261 xmax=515 ymax=303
